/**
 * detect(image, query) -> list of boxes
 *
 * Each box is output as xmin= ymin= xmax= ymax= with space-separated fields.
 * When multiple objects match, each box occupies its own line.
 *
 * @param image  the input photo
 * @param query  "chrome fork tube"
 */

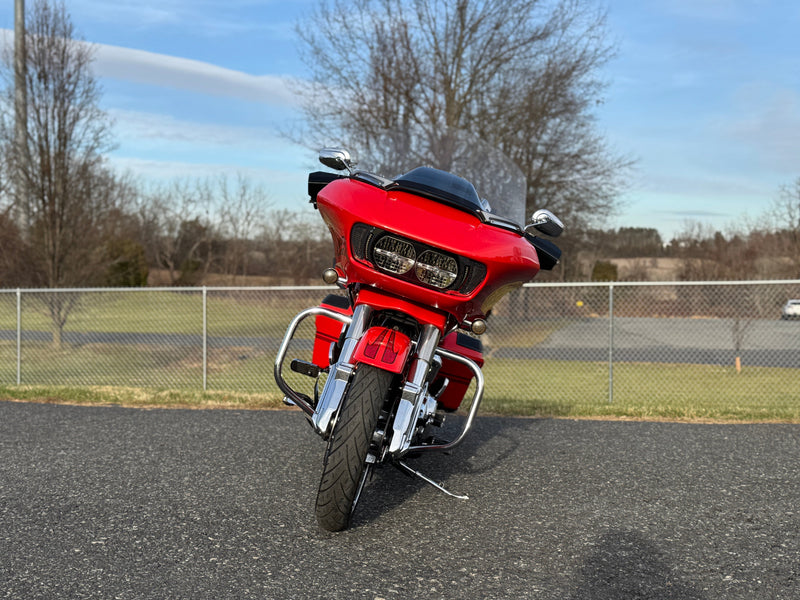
xmin=388 ymin=324 xmax=441 ymax=455
xmin=338 ymin=304 xmax=373 ymax=363
xmin=311 ymin=304 xmax=373 ymax=437
xmin=407 ymin=324 xmax=440 ymax=386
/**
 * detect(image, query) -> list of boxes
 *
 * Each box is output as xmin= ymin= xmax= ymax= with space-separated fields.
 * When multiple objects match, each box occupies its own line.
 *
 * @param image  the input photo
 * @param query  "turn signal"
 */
xmin=322 ymin=268 xmax=339 ymax=284
xmin=471 ymin=319 xmax=487 ymax=335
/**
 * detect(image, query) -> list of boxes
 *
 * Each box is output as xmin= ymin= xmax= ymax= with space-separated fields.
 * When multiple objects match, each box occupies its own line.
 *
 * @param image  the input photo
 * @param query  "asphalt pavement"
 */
xmin=1 ymin=401 xmax=799 ymax=599
xmin=496 ymin=317 xmax=800 ymax=367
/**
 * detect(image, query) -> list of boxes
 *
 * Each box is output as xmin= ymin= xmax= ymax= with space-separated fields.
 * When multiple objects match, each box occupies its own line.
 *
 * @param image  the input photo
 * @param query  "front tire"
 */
xmin=315 ymin=364 xmax=392 ymax=531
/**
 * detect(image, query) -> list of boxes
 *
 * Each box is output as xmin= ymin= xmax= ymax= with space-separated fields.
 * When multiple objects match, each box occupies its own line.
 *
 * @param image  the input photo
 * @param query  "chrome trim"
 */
xmin=311 ymin=304 xmax=373 ymax=436
xmin=353 ymin=170 xmax=394 ymax=188
xmin=476 ymin=210 xmax=523 ymax=233
xmin=389 ymin=324 xmax=441 ymax=455
xmin=313 ymin=362 xmax=354 ymax=435
xmin=402 ymin=347 xmax=485 ymax=456
xmin=526 ymin=209 xmax=564 ymax=238
xmin=336 ymin=304 xmax=372 ymax=365
xmin=274 ymin=307 xmax=351 ymax=417
xmin=319 ymin=147 xmax=354 ymax=173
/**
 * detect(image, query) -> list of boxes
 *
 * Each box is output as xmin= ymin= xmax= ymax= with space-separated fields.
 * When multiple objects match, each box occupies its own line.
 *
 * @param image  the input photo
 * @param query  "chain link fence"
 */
xmin=1 ymin=281 xmax=799 ymax=406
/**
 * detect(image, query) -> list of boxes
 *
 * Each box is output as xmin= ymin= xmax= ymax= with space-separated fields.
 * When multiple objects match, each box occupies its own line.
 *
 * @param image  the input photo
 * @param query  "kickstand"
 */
xmin=395 ymin=460 xmax=469 ymax=500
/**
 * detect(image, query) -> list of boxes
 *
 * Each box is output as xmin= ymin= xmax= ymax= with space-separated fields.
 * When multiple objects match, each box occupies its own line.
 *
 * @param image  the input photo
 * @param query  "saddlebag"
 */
xmin=436 ymin=332 xmax=485 ymax=411
xmin=312 ymin=294 xmax=353 ymax=368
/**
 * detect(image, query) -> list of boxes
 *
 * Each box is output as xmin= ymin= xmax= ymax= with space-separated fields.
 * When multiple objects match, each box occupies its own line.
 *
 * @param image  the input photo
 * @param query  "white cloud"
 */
xmin=103 ymin=110 xmax=312 ymax=203
xmin=105 ymin=108 xmax=314 ymax=173
xmin=92 ymin=42 xmax=301 ymax=107
xmin=107 ymin=155 xmax=299 ymax=184
xmin=0 ymin=28 xmax=303 ymax=107
xmin=106 ymin=155 xmax=310 ymax=211
xmin=108 ymin=109 xmax=275 ymax=147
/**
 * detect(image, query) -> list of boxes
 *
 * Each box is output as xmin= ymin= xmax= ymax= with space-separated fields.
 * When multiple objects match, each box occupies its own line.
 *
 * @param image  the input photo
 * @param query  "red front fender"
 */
xmin=351 ymin=326 xmax=412 ymax=374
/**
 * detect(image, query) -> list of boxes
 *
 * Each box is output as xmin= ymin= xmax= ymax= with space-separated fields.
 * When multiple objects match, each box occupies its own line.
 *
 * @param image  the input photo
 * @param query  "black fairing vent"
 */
xmin=525 ymin=233 xmax=561 ymax=270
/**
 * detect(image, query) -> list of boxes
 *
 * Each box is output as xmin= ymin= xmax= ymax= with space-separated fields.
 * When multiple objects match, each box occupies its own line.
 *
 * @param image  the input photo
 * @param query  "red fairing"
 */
xmin=351 ymin=327 xmax=412 ymax=374
xmin=355 ymin=287 xmax=448 ymax=330
xmin=316 ymin=178 xmax=540 ymax=326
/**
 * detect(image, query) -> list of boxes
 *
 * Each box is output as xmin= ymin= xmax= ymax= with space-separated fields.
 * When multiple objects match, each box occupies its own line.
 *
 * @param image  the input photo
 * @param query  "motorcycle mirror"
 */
xmin=319 ymin=148 xmax=355 ymax=173
xmin=526 ymin=209 xmax=564 ymax=238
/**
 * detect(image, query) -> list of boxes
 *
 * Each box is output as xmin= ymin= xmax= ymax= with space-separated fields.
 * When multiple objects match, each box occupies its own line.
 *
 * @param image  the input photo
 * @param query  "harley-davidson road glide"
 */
xmin=274 ymin=136 xmax=563 ymax=531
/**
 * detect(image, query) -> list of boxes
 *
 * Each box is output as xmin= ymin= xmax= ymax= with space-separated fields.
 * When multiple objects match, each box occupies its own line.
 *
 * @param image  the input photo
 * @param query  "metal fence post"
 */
xmin=608 ymin=283 xmax=614 ymax=403
xmin=16 ymin=288 xmax=21 ymax=385
xmin=202 ymin=286 xmax=208 ymax=391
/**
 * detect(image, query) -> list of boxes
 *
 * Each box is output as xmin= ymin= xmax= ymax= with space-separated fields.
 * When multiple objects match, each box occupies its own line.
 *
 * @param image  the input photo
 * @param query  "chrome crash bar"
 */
xmin=275 ymin=307 xmax=485 ymax=455
xmin=273 ymin=306 xmax=352 ymax=418
xmin=402 ymin=346 xmax=485 ymax=457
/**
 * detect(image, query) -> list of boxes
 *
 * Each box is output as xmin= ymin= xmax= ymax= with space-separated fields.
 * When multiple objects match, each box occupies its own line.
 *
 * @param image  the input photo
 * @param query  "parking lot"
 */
xmin=2 ymin=401 xmax=798 ymax=599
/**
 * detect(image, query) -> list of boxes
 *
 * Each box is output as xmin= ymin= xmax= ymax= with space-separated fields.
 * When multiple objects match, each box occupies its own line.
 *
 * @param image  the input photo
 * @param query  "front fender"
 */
xmin=351 ymin=326 xmax=412 ymax=374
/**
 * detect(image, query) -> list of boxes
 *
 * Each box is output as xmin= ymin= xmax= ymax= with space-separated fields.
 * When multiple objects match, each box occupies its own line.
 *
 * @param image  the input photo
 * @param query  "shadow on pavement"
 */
xmin=569 ymin=530 xmax=706 ymax=600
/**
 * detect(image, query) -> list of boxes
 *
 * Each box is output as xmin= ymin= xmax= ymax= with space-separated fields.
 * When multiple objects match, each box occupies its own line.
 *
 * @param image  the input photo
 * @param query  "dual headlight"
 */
xmin=351 ymin=224 xmax=485 ymax=293
xmin=373 ymin=236 xmax=459 ymax=288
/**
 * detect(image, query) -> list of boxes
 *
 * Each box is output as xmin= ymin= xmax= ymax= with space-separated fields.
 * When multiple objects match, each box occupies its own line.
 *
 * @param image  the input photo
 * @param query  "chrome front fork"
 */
xmin=312 ymin=304 xmax=372 ymax=436
xmin=388 ymin=324 xmax=440 ymax=454
xmin=389 ymin=334 xmax=485 ymax=458
xmin=275 ymin=304 xmax=485 ymax=456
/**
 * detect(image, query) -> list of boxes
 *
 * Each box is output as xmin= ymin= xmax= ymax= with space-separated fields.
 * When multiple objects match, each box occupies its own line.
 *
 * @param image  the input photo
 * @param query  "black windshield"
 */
xmin=392 ymin=166 xmax=485 ymax=214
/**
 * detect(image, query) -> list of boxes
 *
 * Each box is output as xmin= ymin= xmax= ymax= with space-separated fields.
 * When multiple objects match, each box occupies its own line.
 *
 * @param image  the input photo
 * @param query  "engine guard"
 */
xmin=274 ymin=306 xmax=353 ymax=419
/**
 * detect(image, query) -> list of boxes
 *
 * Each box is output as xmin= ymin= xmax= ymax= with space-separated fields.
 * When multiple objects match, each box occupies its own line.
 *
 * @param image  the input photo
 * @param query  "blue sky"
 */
xmin=1 ymin=0 xmax=799 ymax=241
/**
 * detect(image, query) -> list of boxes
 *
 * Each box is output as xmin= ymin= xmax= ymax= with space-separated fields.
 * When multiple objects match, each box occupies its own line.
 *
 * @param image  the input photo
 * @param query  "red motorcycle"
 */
xmin=274 ymin=138 xmax=563 ymax=531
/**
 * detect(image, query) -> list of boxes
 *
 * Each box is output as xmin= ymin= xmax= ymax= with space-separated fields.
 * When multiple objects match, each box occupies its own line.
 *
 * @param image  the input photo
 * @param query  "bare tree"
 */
xmin=0 ymin=1 xmax=128 ymax=345
xmin=257 ymin=209 xmax=333 ymax=281
xmin=1 ymin=0 xmax=114 ymax=283
xmin=137 ymin=179 xmax=217 ymax=285
xmin=217 ymin=175 xmax=271 ymax=282
xmin=770 ymin=176 xmax=800 ymax=277
xmin=295 ymin=0 xmax=631 ymax=239
xmin=0 ymin=207 xmax=35 ymax=286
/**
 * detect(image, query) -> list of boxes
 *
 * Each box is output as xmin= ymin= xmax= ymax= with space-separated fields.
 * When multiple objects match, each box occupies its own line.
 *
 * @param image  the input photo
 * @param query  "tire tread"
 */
xmin=315 ymin=365 xmax=391 ymax=531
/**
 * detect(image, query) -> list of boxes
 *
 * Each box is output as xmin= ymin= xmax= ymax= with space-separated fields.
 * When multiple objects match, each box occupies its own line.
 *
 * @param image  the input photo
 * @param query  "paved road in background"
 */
xmin=1 ymin=402 xmax=799 ymax=599
xmin=497 ymin=317 xmax=800 ymax=367
xmin=4 ymin=317 xmax=800 ymax=368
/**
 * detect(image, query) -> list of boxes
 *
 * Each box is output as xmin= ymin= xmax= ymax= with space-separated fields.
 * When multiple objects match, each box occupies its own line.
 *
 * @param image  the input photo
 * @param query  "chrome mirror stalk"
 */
xmin=526 ymin=209 xmax=564 ymax=238
xmin=319 ymin=148 xmax=355 ymax=174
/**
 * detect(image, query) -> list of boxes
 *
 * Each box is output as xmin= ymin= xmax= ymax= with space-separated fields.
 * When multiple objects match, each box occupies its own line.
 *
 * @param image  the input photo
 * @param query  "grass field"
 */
xmin=2 ymin=358 xmax=798 ymax=422
xmin=481 ymin=359 xmax=800 ymax=421
xmin=0 ymin=289 xmax=323 ymax=338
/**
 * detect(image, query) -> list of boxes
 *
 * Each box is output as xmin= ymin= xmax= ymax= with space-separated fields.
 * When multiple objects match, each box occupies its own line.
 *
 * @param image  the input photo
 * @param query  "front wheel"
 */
xmin=315 ymin=364 xmax=392 ymax=531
